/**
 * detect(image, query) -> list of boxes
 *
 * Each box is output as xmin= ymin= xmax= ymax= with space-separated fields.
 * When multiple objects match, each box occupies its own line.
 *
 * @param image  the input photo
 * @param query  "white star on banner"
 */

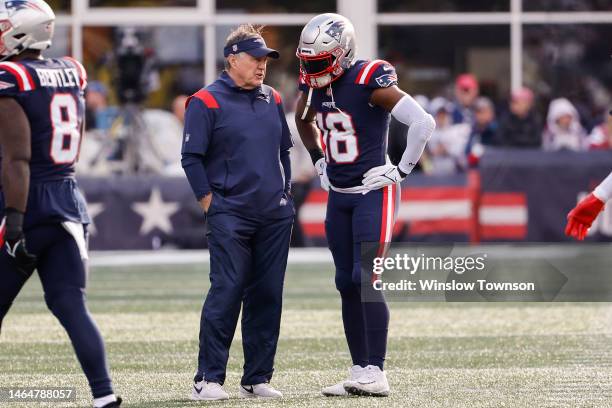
xmin=132 ymin=188 xmax=180 ymax=235
xmin=87 ymin=202 xmax=104 ymax=236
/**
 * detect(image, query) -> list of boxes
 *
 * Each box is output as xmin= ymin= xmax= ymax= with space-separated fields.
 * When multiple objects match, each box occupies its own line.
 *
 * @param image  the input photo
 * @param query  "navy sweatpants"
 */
xmin=0 ymin=224 xmax=114 ymax=399
xmin=326 ymin=184 xmax=400 ymax=369
xmin=196 ymin=212 xmax=293 ymax=385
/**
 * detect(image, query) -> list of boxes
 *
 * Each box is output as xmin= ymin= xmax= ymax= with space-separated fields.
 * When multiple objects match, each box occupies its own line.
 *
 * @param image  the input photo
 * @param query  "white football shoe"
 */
xmin=190 ymin=380 xmax=229 ymax=401
xmin=238 ymin=383 xmax=283 ymax=398
xmin=322 ymin=365 xmax=367 ymax=396
xmin=343 ymin=365 xmax=390 ymax=397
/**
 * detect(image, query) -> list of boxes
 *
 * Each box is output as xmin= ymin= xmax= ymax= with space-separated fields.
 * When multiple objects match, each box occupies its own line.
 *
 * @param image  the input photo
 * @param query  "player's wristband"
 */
xmin=4 ymin=207 xmax=25 ymax=241
xmin=308 ymin=148 xmax=325 ymax=166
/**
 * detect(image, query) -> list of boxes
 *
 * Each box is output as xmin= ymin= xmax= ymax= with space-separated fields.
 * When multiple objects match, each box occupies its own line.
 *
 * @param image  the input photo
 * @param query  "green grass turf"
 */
xmin=1 ymin=262 xmax=612 ymax=407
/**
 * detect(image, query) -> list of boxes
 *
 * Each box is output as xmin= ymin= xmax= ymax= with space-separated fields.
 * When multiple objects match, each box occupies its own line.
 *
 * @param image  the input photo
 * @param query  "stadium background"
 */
xmin=3 ymin=2 xmax=612 ymax=407
xmin=44 ymin=0 xmax=612 ymax=109
xmin=37 ymin=0 xmax=612 ymax=249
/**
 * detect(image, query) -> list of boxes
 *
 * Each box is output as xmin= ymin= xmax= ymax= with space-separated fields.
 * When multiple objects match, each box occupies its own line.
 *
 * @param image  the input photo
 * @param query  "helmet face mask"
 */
xmin=299 ymin=53 xmax=335 ymax=76
xmin=297 ymin=47 xmax=344 ymax=89
xmin=296 ymin=13 xmax=356 ymax=89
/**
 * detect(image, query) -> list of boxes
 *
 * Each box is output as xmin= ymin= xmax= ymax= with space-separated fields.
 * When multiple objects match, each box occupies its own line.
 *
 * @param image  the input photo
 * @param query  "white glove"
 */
xmin=362 ymin=163 xmax=406 ymax=191
xmin=315 ymin=158 xmax=330 ymax=191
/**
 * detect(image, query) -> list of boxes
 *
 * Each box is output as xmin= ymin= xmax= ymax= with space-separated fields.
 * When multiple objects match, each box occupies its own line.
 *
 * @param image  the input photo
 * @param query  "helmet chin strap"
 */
xmin=300 ymin=74 xmax=350 ymax=120
xmin=0 ymin=49 xmax=17 ymax=62
xmin=300 ymin=87 xmax=313 ymax=120
xmin=327 ymin=84 xmax=350 ymax=119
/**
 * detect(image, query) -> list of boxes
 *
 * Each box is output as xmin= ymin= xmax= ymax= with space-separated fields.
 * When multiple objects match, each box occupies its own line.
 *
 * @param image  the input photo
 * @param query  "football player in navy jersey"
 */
xmin=0 ymin=1 xmax=120 ymax=407
xmin=295 ymin=13 xmax=436 ymax=397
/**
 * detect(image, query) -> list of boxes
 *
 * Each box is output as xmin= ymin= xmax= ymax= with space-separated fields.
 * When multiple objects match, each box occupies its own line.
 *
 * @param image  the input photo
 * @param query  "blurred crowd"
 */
xmin=78 ymin=72 xmax=612 ymax=180
xmin=78 ymin=80 xmax=188 ymax=176
xmin=391 ymin=73 xmax=612 ymax=176
xmin=75 ymin=72 xmax=611 ymax=247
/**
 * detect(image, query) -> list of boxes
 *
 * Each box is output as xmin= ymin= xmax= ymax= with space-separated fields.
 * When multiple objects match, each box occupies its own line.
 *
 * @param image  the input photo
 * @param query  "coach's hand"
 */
xmin=315 ymin=158 xmax=330 ymax=192
xmin=565 ymin=193 xmax=605 ymax=241
xmin=363 ymin=163 xmax=406 ymax=191
xmin=2 ymin=209 xmax=37 ymax=278
xmin=200 ymin=192 xmax=213 ymax=213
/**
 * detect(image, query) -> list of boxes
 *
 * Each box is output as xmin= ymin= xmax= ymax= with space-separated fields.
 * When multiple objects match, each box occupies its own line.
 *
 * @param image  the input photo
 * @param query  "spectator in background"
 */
xmin=144 ymin=96 xmax=187 ymax=175
xmin=465 ymin=97 xmax=499 ymax=167
xmin=451 ymin=73 xmax=479 ymax=125
xmin=471 ymin=97 xmax=498 ymax=146
xmin=85 ymin=81 xmax=118 ymax=132
xmin=81 ymin=91 xmax=186 ymax=175
xmin=79 ymin=82 xmax=120 ymax=175
xmin=413 ymin=95 xmax=430 ymax=111
xmin=497 ymin=87 xmax=542 ymax=148
xmin=423 ymin=97 xmax=471 ymax=175
xmin=172 ymin=94 xmax=189 ymax=124
xmin=588 ymin=110 xmax=612 ymax=149
xmin=543 ymin=98 xmax=588 ymax=151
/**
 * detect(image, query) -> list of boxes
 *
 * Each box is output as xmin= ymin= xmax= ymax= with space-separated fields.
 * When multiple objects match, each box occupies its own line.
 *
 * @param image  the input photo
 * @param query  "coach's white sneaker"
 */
xmin=322 ymin=365 xmax=367 ymax=396
xmin=344 ymin=365 xmax=390 ymax=397
xmin=190 ymin=380 xmax=229 ymax=401
xmin=239 ymin=383 xmax=283 ymax=398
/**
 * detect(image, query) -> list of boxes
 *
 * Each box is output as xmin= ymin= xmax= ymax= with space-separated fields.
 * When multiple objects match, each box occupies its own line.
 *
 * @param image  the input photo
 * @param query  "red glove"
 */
xmin=565 ymin=193 xmax=605 ymax=241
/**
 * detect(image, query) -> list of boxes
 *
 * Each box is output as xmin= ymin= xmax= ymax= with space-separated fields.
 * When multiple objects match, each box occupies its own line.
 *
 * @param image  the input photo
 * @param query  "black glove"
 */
xmin=3 ymin=208 xmax=37 ymax=278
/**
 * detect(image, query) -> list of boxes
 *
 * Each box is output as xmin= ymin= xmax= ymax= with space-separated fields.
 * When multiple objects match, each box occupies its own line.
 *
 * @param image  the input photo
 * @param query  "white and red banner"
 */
xmin=299 ymin=179 xmax=528 ymax=242
xmin=41 ymin=149 xmax=611 ymax=249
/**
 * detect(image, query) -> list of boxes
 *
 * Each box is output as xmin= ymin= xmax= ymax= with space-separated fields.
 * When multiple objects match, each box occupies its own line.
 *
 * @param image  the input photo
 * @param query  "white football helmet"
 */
xmin=296 ymin=13 xmax=356 ymax=89
xmin=0 ymin=0 xmax=55 ymax=61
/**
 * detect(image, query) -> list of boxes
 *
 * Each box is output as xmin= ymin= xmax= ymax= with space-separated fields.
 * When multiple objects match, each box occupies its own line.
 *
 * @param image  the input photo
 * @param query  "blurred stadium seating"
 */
xmin=46 ymin=0 xmax=612 ymax=247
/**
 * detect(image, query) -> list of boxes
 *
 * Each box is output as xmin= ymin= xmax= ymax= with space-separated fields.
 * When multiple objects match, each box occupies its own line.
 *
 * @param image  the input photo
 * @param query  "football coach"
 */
xmin=181 ymin=24 xmax=294 ymax=401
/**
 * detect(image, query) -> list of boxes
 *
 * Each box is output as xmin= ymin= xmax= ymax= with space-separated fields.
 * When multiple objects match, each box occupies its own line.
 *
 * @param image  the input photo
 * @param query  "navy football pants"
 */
xmin=326 ymin=184 xmax=400 ymax=370
xmin=0 ymin=224 xmax=114 ymax=399
xmin=196 ymin=213 xmax=293 ymax=385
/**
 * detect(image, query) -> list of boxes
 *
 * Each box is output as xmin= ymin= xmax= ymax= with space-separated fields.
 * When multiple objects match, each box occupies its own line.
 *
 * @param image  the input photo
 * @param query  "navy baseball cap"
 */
xmin=223 ymin=37 xmax=280 ymax=59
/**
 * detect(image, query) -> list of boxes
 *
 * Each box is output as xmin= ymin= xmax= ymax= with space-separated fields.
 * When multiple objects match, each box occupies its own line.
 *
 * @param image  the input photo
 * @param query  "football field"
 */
xmin=2 ymin=255 xmax=612 ymax=408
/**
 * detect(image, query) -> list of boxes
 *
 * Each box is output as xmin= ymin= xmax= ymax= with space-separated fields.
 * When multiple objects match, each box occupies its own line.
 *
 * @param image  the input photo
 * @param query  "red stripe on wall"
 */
xmin=481 ymin=193 xmax=526 ymax=206
xmin=307 ymin=190 xmax=330 ymax=203
xmin=481 ymin=225 xmax=527 ymax=239
xmin=403 ymin=187 xmax=471 ymax=201
xmin=303 ymin=223 xmax=326 ymax=236
xmin=409 ymin=219 xmax=472 ymax=235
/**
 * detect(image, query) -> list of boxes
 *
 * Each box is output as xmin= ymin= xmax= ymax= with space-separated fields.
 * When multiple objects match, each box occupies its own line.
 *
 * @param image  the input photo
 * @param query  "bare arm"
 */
xmin=0 ymin=97 xmax=31 ymax=212
xmin=0 ymin=97 xmax=37 ymax=276
xmin=294 ymin=90 xmax=330 ymax=190
xmin=295 ymin=91 xmax=324 ymax=163
xmin=369 ymin=85 xmax=407 ymax=112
